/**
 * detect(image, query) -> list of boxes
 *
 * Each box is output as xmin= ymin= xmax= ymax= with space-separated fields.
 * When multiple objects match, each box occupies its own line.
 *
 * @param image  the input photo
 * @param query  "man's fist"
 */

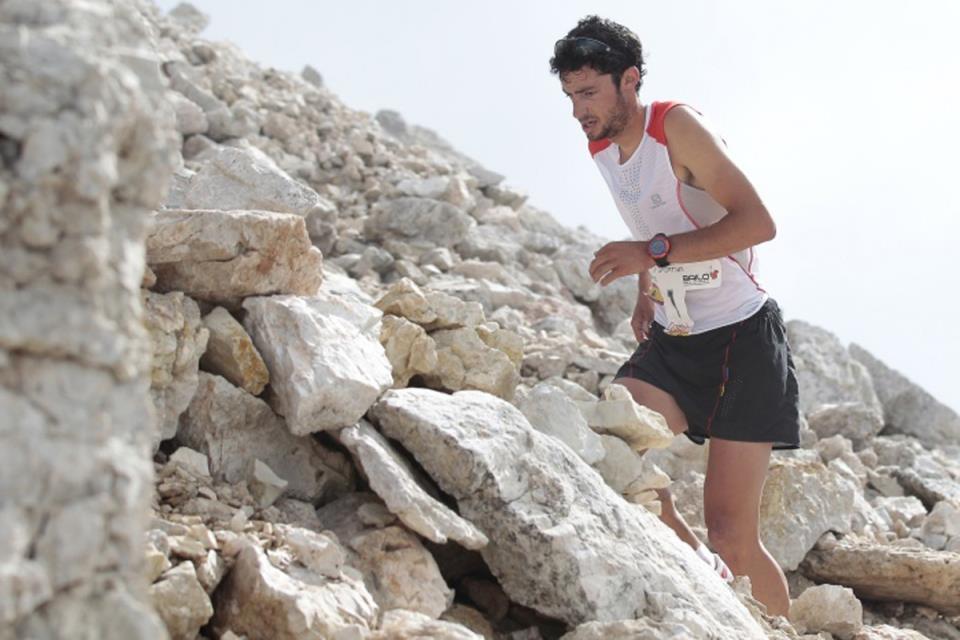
xmin=588 ymin=240 xmax=655 ymax=286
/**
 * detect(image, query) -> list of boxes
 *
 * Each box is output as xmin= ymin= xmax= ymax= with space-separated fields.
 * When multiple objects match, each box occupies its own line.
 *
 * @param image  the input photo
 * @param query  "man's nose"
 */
xmin=572 ymin=99 xmax=586 ymax=120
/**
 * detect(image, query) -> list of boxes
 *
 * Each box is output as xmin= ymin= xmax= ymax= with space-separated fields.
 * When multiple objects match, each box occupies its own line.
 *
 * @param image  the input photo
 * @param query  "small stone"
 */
xmin=150 ymin=561 xmax=214 ymax=640
xmin=200 ymin=306 xmax=269 ymax=395
xmin=169 ymin=447 xmax=210 ymax=478
xmin=789 ymin=584 xmax=863 ymax=640
xmin=248 ymin=459 xmax=288 ymax=508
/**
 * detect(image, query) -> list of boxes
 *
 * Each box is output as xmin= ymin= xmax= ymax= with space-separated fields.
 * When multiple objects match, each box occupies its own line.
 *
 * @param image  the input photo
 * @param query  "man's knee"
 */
xmin=705 ymin=510 xmax=758 ymax=559
xmin=612 ymin=377 xmax=688 ymax=435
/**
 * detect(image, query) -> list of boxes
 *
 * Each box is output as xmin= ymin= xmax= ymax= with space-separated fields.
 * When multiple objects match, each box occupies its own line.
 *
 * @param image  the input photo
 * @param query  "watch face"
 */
xmin=649 ymin=237 xmax=668 ymax=258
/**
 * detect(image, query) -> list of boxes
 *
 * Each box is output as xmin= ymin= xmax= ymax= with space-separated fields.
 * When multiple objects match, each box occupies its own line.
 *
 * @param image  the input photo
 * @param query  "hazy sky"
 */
xmin=155 ymin=0 xmax=960 ymax=413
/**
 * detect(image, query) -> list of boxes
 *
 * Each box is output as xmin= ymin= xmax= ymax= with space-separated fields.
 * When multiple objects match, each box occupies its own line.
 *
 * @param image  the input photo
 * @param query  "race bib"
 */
xmin=648 ymin=260 xmax=722 ymax=335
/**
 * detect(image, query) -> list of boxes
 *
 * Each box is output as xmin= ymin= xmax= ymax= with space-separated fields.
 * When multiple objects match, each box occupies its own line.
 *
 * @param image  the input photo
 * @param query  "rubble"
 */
xmin=10 ymin=1 xmax=960 ymax=639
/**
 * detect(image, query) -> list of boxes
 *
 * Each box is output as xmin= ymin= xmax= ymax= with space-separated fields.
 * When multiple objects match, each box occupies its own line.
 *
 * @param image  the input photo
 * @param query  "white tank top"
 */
xmin=590 ymin=101 xmax=767 ymax=335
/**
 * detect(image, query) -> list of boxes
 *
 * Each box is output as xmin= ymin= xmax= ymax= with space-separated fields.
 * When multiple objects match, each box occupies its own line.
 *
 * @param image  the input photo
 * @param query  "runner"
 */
xmin=550 ymin=15 xmax=801 ymax=617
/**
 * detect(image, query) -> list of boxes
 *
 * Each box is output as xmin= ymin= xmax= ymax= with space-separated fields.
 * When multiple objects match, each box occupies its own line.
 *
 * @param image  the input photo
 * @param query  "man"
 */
xmin=550 ymin=16 xmax=801 ymax=617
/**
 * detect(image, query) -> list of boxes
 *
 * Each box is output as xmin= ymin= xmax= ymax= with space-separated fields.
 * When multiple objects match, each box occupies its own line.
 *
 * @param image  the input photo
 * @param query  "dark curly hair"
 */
xmin=550 ymin=16 xmax=646 ymax=95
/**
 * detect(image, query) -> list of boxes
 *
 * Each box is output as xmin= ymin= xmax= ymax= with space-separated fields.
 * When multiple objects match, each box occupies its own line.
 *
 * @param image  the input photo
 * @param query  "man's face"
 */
xmin=560 ymin=66 xmax=630 ymax=141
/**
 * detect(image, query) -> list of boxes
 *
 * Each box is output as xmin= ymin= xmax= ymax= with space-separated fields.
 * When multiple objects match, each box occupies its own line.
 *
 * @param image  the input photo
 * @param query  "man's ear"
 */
xmin=620 ymin=66 xmax=640 ymax=91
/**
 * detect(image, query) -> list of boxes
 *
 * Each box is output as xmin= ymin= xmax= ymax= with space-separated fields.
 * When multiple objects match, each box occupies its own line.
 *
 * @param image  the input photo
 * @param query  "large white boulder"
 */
xmin=850 ymin=343 xmax=960 ymax=447
xmin=184 ymin=144 xmax=322 ymax=215
xmin=143 ymin=291 xmax=209 ymax=443
xmin=517 ymin=382 xmax=605 ymax=464
xmin=146 ymin=208 xmax=323 ymax=306
xmin=178 ymin=373 xmax=354 ymax=502
xmin=786 ymin=321 xmax=882 ymax=415
xmin=242 ymin=293 xmax=393 ymax=434
xmin=368 ymin=388 xmax=765 ymax=636
xmin=211 ymin=543 xmax=378 ymax=639
xmin=338 ymin=420 xmax=487 ymax=549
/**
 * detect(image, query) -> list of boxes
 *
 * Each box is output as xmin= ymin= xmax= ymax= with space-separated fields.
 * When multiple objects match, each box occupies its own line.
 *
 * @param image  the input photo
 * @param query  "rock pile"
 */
xmin=4 ymin=1 xmax=960 ymax=639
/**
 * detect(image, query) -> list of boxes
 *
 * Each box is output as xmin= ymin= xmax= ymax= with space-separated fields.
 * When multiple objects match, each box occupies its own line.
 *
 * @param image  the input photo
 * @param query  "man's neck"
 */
xmin=611 ymin=103 xmax=647 ymax=164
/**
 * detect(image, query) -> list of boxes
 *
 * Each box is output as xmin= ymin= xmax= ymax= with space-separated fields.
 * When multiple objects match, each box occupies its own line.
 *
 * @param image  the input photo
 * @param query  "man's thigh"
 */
xmin=612 ymin=377 xmax=688 ymax=436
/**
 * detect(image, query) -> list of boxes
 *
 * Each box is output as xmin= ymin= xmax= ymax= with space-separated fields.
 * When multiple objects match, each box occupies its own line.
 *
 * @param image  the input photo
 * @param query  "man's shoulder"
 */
xmin=648 ymin=101 xmax=698 ymax=145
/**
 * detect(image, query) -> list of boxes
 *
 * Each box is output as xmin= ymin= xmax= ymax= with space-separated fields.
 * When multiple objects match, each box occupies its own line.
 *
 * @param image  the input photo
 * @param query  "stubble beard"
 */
xmin=594 ymin=89 xmax=631 ymax=140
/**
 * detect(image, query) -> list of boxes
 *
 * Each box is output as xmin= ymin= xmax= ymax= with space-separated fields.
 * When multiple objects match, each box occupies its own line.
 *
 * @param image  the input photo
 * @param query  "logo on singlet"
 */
xmin=650 ymin=193 xmax=666 ymax=208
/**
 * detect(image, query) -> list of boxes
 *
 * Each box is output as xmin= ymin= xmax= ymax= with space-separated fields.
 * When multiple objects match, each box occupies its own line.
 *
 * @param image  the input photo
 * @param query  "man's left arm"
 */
xmin=659 ymin=106 xmax=776 ymax=262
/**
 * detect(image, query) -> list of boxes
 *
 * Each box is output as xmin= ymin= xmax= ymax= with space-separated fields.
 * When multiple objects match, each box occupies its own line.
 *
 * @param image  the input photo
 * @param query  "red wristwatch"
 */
xmin=647 ymin=233 xmax=671 ymax=267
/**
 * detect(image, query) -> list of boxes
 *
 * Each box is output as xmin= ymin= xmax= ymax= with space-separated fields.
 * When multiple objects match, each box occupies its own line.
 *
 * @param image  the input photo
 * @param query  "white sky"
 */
xmin=156 ymin=0 xmax=960 ymax=413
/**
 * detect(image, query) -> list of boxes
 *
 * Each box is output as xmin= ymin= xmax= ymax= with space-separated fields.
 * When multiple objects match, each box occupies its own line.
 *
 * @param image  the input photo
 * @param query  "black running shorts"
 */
xmin=614 ymin=298 xmax=800 ymax=449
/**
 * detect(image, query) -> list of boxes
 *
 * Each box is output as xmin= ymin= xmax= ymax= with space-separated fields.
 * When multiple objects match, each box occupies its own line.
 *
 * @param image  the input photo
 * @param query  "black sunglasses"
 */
xmin=554 ymin=36 xmax=621 ymax=58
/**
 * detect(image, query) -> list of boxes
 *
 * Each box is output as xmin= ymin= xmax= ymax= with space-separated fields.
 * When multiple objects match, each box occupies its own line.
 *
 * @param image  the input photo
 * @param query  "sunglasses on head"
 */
xmin=554 ymin=36 xmax=620 ymax=58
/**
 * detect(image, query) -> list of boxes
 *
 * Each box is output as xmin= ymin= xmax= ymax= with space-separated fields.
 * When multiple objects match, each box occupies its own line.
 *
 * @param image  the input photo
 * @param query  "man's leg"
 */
xmin=703 ymin=437 xmax=790 ymax=616
xmin=613 ymin=378 xmax=701 ymax=549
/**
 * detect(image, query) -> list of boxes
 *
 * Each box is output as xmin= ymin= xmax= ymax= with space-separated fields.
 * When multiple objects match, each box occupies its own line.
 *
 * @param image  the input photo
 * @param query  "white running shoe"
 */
xmin=696 ymin=544 xmax=734 ymax=583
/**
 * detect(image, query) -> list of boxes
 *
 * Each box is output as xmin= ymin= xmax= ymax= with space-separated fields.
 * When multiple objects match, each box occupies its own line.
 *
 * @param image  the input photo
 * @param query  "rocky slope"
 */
xmin=2 ymin=2 xmax=960 ymax=639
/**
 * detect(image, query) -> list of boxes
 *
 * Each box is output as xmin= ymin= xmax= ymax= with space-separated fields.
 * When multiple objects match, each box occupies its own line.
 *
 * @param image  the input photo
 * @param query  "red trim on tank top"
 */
xmin=647 ymin=101 xmax=685 ymax=145
xmin=674 ymin=181 xmax=766 ymax=294
xmin=588 ymin=139 xmax=612 ymax=157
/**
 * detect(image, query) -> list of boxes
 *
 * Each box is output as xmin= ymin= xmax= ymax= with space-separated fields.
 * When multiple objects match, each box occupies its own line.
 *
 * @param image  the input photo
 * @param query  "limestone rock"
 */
xmin=301 ymin=65 xmax=323 ymax=87
xmin=922 ymin=500 xmax=960 ymax=539
xmin=517 ymin=382 xmax=605 ymax=464
xmin=168 ymin=447 xmax=210 ymax=479
xmin=242 ymin=293 xmax=393 ymax=434
xmin=200 ymin=306 xmax=269 ymax=395
xmin=185 ymin=144 xmax=322 ymax=215
xmin=560 ymin=618 xmax=697 ymax=639
xmin=370 ymin=609 xmax=483 ymax=639
xmin=144 ymin=291 xmax=209 ymax=443
xmin=760 ymin=456 xmax=857 ymax=570
xmin=852 ymin=626 xmax=930 ymax=640
xmin=441 ymin=604 xmax=496 ymax=639
xmin=873 ymin=496 xmax=927 ymax=529
xmin=149 ymin=562 xmax=214 ymax=640
xmin=422 ymin=327 xmax=520 ymax=400
xmin=789 ymin=584 xmax=863 ymax=639
xmin=211 ymin=543 xmax=378 ymax=639
xmin=338 ymin=421 xmax=488 ymax=549
xmin=179 ymin=373 xmax=353 ymax=502
xmin=167 ymin=2 xmax=210 ymax=33
xmin=248 ymin=459 xmax=288 ymax=508
xmin=375 ymin=278 xmax=485 ymax=331
xmin=592 ymin=435 xmax=648 ymax=493
xmin=786 ymin=321 xmax=882 ymax=415
xmin=276 ymin=525 xmax=345 ymax=578
xmin=552 ymin=245 xmax=603 ymax=303
xmin=365 ymin=197 xmax=476 ymax=247
xmin=850 ymin=343 xmax=960 ymax=447
xmin=368 ymin=388 xmax=766 ymax=635
xmin=476 ymin=323 xmax=524 ymax=369
xmin=576 ymin=383 xmax=674 ymax=451
xmin=147 ymin=209 xmax=323 ymax=306
xmin=801 ymin=534 xmax=960 ymax=615
xmin=807 ymin=402 xmax=884 ymax=448
xmin=895 ymin=468 xmax=960 ymax=509
xmin=169 ymin=91 xmax=208 ymax=135
xmin=379 ymin=314 xmax=438 ymax=387
xmin=349 ymin=526 xmax=454 ymax=619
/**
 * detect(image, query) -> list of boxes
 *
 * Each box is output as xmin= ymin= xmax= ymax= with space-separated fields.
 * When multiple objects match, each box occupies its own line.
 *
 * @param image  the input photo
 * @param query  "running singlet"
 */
xmin=590 ymin=101 xmax=768 ymax=335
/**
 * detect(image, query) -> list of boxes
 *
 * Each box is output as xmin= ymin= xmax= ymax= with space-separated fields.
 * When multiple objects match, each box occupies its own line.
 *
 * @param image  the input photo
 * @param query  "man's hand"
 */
xmin=589 ymin=240 xmax=654 ymax=286
xmin=631 ymin=292 xmax=655 ymax=342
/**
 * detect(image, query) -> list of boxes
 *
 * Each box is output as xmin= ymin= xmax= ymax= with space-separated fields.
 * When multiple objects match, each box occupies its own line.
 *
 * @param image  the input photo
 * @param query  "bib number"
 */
xmin=648 ymin=260 xmax=722 ymax=335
